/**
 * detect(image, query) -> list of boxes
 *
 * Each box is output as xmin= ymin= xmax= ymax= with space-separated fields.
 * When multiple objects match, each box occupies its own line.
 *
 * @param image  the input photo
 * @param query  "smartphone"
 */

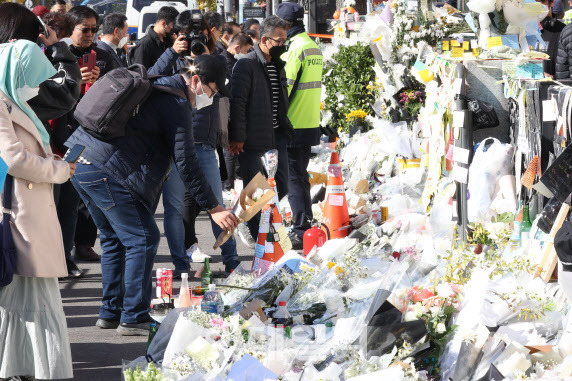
xmin=65 ymin=145 xmax=86 ymax=163
xmin=37 ymin=16 xmax=50 ymax=40
xmin=79 ymin=52 xmax=97 ymax=71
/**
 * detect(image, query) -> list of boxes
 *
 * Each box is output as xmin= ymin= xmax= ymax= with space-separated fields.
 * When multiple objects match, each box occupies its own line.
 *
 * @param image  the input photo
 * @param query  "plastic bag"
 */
xmin=467 ymin=138 xmax=514 ymax=223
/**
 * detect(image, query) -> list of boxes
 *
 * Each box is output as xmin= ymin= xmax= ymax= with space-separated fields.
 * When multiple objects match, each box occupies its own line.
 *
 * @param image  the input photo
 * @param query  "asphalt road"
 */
xmin=57 ymin=202 xmax=252 ymax=380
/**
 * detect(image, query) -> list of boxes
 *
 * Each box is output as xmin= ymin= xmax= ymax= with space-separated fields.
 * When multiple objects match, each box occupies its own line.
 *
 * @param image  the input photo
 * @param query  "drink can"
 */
xmin=381 ymin=206 xmax=389 ymax=223
xmin=161 ymin=269 xmax=173 ymax=299
xmin=156 ymin=269 xmax=162 ymax=298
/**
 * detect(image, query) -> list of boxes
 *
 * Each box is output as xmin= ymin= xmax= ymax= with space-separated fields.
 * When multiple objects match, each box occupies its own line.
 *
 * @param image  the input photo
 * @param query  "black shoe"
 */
xmin=65 ymin=258 xmax=84 ymax=278
xmin=95 ymin=318 xmax=120 ymax=329
xmin=173 ymin=266 xmax=191 ymax=280
xmin=288 ymin=232 xmax=304 ymax=251
xmin=116 ymin=321 xmax=151 ymax=336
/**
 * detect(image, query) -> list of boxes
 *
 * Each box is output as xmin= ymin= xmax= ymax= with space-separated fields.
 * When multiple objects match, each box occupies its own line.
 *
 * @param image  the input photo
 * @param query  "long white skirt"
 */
xmin=0 ymin=275 xmax=73 ymax=379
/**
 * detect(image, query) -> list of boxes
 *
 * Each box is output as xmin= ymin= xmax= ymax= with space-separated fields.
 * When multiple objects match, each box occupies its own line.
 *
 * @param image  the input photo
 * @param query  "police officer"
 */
xmin=276 ymin=3 xmax=323 ymax=248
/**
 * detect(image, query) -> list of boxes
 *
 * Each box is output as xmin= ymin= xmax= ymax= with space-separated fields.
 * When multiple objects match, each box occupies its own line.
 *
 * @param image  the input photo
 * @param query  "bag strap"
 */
xmin=2 ymin=175 xmax=13 ymax=212
xmin=154 ymin=84 xmax=189 ymax=101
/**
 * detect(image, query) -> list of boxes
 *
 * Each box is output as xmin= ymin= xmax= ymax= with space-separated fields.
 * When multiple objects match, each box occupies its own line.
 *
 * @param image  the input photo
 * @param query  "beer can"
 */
xmin=381 ymin=206 xmax=389 ymax=223
xmin=161 ymin=269 xmax=173 ymax=299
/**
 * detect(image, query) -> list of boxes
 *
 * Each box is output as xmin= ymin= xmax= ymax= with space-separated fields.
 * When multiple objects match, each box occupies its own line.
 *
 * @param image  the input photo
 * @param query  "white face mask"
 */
xmin=194 ymin=82 xmax=214 ymax=110
xmin=118 ymin=31 xmax=128 ymax=49
xmin=234 ymin=52 xmax=246 ymax=60
xmin=16 ymin=85 xmax=40 ymax=102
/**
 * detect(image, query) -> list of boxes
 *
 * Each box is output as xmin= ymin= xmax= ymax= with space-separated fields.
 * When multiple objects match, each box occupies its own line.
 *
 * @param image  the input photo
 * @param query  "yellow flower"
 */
xmin=345 ymin=109 xmax=367 ymax=121
xmin=320 ymin=102 xmax=325 ymax=111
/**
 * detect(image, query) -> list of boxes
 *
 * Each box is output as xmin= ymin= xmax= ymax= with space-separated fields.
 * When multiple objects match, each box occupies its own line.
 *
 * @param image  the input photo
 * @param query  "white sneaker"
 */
xmin=186 ymin=243 xmax=211 ymax=263
xmin=237 ymin=223 xmax=256 ymax=249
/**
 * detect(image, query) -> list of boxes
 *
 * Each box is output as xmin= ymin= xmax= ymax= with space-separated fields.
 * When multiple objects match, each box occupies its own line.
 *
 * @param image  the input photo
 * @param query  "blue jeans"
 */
xmin=71 ymin=163 xmax=160 ymax=324
xmin=195 ymin=144 xmax=239 ymax=268
xmin=163 ymin=147 xmax=239 ymax=268
xmin=162 ymin=162 xmax=189 ymax=270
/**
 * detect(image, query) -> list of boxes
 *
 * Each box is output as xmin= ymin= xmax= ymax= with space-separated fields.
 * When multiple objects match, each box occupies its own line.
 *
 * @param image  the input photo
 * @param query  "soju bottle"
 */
xmin=147 ymin=321 xmax=158 ymax=349
xmin=201 ymin=258 xmax=213 ymax=291
xmin=520 ymin=205 xmax=532 ymax=244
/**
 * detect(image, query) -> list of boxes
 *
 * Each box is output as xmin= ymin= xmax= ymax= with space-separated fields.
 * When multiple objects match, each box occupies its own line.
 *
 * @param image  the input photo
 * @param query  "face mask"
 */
xmin=194 ymin=82 xmax=214 ymax=110
xmin=16 ymin=85 xmax=40 ymax=102
xmin=234 ymin=52 xmax=246 ymax=60
xmin=268 ymin=44 xmax=287 ymax=63
xmin=118 ymin=31 xmax=128 ymax=49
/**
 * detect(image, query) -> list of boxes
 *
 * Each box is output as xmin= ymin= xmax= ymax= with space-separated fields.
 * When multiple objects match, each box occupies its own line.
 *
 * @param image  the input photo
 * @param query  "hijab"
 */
xmin=0 ymin=40 xmax=56 ymax=149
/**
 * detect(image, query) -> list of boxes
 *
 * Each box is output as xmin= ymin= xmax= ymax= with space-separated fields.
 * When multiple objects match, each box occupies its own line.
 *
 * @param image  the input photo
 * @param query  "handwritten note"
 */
xmin=487 ymin=36 xmax=502 ymax=49
xmin=451 ymin=47 xmax=463 ymax=58
xmin=451 ymin=165 xmax=468 ymax=184
xmin=516 ymin=62 xmax=543 ymax=79
xmin=502 ymin=61 xmax=517 ymax=77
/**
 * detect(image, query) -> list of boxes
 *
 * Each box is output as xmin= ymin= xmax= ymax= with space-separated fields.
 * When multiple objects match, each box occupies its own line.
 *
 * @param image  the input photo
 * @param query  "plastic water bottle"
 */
xmin=201 ymin=284 xmax=223 ymax=315
xmin=273 ymin=301 xmax=293 ymax=338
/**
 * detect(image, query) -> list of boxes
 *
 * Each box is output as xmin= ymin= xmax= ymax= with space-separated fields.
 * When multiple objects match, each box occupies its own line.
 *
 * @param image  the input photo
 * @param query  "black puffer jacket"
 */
xmin=229 ymin=45 xmax=294 ymax=151
xmin=65 ymin=74 xmax=219 ymax=213
xmin=28 ymin=42 xmax=81 ymax=123
xmin=555 ymin=23 xmax=572 ymax=79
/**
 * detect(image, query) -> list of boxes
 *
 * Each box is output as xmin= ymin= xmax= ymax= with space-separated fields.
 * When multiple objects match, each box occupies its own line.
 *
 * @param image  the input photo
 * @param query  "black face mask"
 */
xmin=268 ymin=44 xmax=287 ymax=63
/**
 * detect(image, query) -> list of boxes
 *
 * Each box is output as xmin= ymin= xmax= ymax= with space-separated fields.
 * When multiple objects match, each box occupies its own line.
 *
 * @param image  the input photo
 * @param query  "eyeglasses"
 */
xmin=203 ymin=82 xmax=218 ymax=98
xmin=266 ymin=36 xmax=286 ymax=46
xmin=75 ymin=26 xmax=98 ymax=34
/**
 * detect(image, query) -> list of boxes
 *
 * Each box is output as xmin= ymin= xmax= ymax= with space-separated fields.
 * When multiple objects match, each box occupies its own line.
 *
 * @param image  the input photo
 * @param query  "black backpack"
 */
xmin=74 ymin=64 xmax=187 ymax=141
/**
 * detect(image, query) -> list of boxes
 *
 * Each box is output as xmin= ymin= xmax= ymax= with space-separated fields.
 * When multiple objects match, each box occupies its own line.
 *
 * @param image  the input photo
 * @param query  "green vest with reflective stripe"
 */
xmin=283 ymin=32 xmax=323 ymax=129
xmin=565 ymin=9 xmax=572 ymax=24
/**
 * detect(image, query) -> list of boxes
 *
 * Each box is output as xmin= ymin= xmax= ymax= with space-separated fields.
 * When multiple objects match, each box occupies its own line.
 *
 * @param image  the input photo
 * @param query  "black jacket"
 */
xmin=65 ymin=74 xmax=219 ymax=213
xmin=96 ymin=40 xmax=126 ymax=68
xmin=229 ymin=46 xmax=294 ymax=151
xmin=556 ymin=23 xmax=572 ymax=79
xmin=221 ymin=49 xmax=237 ymax=82
xmin=214 ymin=40 xmax=226 ymax=55
xmin=542 ymin=18 xmax=566 ymax=78
xmin=128 ymin=27 xmax=171 ymax=69
xmin=50 ymin=43 xmax=115 ymax=154
xmin=28 ymin=42 xmax=81 ymax=123
xmin=148 ymin=47 xmax=222 ymax=148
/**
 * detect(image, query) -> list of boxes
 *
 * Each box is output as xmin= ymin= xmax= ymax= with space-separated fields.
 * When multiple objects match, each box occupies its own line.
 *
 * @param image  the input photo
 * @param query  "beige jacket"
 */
xmin=0 ymin=90 xmax=70 ymax=278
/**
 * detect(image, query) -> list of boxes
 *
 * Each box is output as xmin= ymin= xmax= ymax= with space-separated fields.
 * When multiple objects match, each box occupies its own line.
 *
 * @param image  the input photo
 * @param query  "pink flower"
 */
xmin=210 ymin=318 xmax=228 ymax=329
xmin=412 ymin=288 xmax=435 ymax=303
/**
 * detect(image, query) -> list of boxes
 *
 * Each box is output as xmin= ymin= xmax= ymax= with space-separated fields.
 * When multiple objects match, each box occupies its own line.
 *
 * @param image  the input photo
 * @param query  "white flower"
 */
xmin=436 ymin=283 xmax=454 ymax=298
xmin=404 ymin=311 xmax=418 ymax=321
xmin=429 ymin=306 xmax=440 ymax=316
xmin=436 ymin=322 xmax=446 ymax=334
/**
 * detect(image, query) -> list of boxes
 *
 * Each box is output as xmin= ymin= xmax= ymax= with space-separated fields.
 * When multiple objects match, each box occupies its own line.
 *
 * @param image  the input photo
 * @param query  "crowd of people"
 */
xmin=0 ymin=1 xmax=323 ymax=379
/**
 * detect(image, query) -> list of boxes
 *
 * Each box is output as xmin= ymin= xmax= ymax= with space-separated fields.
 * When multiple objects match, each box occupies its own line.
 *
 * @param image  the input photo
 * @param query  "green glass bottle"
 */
xmin=520 ymin=205 xmax=532 ymax=243
xmin=201 ymin=257 xmax=213 ymax=291
xmin=147 ymin=321 xmax=157 ymax=349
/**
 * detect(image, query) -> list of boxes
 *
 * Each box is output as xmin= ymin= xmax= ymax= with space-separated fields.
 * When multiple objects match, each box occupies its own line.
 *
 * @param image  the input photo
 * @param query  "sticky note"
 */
xmin=502 ymin=61 xmax=517 ymax=77
xmin=451 ymin=40 xmax=460 ymax=47
xmin=542 ymin=99 xmax=557 ymax=122
xmin=442 ymin=40 xmax=450 ymax=51
xmin=329 ymin=194 xmax=344 ymax=206
xmin=471 ymin=39 xmax=479 ymax=49
xmin=451 ymin=47 xmax=463 ymax=58
xmin=516 ymin=62 xmax=544 ymax=79
xmin=451 ymin=165 xmax=468 ymax=184
xmin=463 ymin=41 xmax=470 ymax=50
xmin=255 ymin=244 xmax=265 ymax=258
xmin=453 ymin=147 xmax=470 ymax=164
xmin=501 ymin=35 xmax=520 ymax=50
xmin=487 ymin=36 xmax=502 ymax=49
xmin=445 ymin=145 xmax=454 ymax=161
xmin=453 ymin=78 xmax=462 ymax=94
xmin=453 ymin=110 xmax=465 ymax=128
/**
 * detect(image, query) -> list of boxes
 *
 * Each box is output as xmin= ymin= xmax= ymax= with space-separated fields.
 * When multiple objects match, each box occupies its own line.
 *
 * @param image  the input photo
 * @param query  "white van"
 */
xmin=126 ymin=0 xmax=196 ymax=39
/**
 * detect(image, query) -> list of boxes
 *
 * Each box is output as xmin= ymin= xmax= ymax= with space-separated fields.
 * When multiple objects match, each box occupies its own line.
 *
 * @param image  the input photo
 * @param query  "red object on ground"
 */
xmin=303 ymin=226 xmax=327 ymax=256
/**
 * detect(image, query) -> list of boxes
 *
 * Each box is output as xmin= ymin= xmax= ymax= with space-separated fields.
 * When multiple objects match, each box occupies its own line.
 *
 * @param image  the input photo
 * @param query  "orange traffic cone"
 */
xmin=252 ymin=204 xmax=290 ymax=272
xmin=321 ymin=151 xmax=350 ymax=240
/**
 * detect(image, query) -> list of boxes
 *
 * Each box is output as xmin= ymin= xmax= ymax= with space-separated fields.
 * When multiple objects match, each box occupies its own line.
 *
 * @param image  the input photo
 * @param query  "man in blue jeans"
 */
xmin=67 ymin=55 xmax=238 ymax=335
xmin=150 ymin=13 xmax=240 ymax=276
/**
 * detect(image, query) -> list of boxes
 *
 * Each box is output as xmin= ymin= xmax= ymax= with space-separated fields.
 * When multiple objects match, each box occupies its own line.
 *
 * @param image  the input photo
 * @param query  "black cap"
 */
xmin=555 ymin=222 xmax=572 ymax=272
xmin=276 ymin=3 xmax=304 ymax=23
xmin=192 ymin=54 xmax=230 ymax=98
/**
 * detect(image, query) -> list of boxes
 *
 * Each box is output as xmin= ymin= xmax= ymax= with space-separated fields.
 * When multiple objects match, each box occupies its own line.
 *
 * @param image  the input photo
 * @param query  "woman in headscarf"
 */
xmin=0 ymin=39 xmax=75 ymax=379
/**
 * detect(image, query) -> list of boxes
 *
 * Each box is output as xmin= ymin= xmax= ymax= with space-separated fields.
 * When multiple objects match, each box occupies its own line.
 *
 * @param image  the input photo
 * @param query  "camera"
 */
xmin=182 ymin=10 xmax=209 ymax=57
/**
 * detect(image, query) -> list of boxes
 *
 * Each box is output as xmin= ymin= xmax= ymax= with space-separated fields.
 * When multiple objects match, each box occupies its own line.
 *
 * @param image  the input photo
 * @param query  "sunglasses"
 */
xmin=75 ymin=26 xmax=98 ymax=34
